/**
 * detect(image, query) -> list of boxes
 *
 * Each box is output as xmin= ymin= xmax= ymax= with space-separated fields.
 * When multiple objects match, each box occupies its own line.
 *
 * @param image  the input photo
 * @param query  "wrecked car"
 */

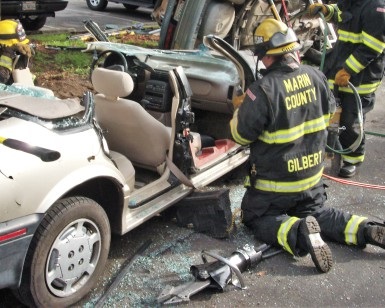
xmin=155 ymin=0 xmax=337 ymax=64
xmin=0 ymin=33 xmax=252 ymax=306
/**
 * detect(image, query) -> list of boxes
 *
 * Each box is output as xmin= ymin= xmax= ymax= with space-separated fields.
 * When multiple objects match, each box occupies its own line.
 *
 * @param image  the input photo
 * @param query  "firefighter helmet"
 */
xmin=253 ymin=19 xmax=300 ymax=57
xmin=0 ymin=19 xmax=29 ymax=46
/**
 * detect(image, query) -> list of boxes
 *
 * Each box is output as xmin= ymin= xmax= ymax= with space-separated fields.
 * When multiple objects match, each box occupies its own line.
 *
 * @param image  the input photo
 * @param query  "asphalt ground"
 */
xmin=41 ymin=0 xmax=154 ymax=33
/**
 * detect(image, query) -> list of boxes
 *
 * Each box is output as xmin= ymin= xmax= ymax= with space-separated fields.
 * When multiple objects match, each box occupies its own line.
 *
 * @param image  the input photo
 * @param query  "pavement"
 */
xmin=79 ymin=82 xmax=385 ymax=307
xmin=1 ymin=44 xmax=384 ymax=308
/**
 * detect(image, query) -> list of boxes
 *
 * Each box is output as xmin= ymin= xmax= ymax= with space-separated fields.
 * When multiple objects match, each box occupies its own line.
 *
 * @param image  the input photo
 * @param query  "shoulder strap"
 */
xmin=165 ymin=154 xmax=195 ymax=188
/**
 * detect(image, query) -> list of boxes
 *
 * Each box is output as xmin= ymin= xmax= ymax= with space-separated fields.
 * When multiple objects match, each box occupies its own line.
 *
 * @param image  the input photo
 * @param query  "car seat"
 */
xmin=92 ymin=67 xmax=171 ymax=174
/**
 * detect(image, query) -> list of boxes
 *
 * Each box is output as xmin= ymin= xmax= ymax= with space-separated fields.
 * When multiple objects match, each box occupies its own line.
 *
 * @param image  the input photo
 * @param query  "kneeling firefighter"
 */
xmin=230 ymin=18 xmax=385 ymax=273
xmin=0 ymin=19 xmax=33 ymax=85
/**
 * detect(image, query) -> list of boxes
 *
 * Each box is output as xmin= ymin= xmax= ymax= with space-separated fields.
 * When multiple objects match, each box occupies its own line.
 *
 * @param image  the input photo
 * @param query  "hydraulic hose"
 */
xmin=326 ymin=82 xmax=364 ymax=154
xmin=323 ymin=173 xmax=385 ymax=190
xmin=366 ymin=130 xmax=385 ymax=138
xmin=317 ymin=11 xmax=327 ymax=72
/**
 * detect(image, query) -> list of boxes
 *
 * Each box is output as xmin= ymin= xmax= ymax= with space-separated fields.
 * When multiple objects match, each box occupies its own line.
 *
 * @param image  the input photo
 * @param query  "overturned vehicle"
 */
xmin=154 ymin=0 xmax=336 ymax=63
xmin=0 ymin=33 xmax=254 ymax=306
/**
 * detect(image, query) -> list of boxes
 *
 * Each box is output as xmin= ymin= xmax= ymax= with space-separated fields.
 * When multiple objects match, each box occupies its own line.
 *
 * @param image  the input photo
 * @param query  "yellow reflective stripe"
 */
xmin=337 ymin=10 xmax=343 ymax=23
xmin=230 ymin=109 xmax=252 ymax=145
xmin=337 ymin=30 xmax=385 ymax=54
xmin=258 ymin=115 xmax=329 ymax=144
xmin=328 ymin=79 xmax=381 ymax=94
xmin=338 ymin=29 xmax=361 ymax=44
xmin=346 ymin=55 xmax=365 ymax=74
xmin=254 ymin=167 xmax=324 ymax=193
xmin=244 ymin=175 xmax=250 ymax=187
xmin=277 ymin=217 xmax=300 ymax=255
xmin=341 ymin=154 xmax=365 ymax=164
xmin=0 ymin=55 xmax=13 ymax=71
xmin=362 ymin=31 xmax=385 ymax=54
xmin=344 ymin=215 xmax=367 ymax=245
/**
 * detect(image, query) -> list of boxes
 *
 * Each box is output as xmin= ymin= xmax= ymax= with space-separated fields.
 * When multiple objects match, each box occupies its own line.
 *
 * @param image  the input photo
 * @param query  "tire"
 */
xmin=16 ymin=197 xmax=111 ymax=307
xmin=86 ymin=0 xmax=108 ymax=11
xmin=20 ymin=16 xmax=47 ymax=31
xmin=171 ymin=0 xmax=209 ymax=49
xmin=123 ymin=4 xmax=139 ymax=10
xmin=158 ymin=0 xmax=177 ymax=49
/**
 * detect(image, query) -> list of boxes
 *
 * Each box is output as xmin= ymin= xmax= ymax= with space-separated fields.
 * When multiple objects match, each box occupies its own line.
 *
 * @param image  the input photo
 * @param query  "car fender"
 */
xmin=35 ymin=159 xmax=130 ymax=215
xmin=1 ymin=119 xmax=129 ymax=221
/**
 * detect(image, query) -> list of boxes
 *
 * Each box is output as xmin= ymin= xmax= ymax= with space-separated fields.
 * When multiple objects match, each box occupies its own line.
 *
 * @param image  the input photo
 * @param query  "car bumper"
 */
xmin=1 ymin=1 xmax=68 ymax=17
xmin=0 ymin=214 xmax=43 ymax=289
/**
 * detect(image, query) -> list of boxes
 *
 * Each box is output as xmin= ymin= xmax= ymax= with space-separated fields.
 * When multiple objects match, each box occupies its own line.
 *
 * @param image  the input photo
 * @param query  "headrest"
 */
xmin=92 ymin=67 xmax=134 ymax=98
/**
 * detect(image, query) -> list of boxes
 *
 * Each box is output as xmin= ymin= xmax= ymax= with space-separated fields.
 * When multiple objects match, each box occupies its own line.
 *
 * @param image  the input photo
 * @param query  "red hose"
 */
xmin=323 ymin=173 xmax=385 ymax=190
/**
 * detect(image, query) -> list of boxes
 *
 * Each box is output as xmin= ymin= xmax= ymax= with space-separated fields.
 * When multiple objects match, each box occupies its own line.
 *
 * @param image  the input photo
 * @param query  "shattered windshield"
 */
xmin=86 ymin=42 xmax=240 ymax=84
xmin=0 ymin=90 xmax=94 ymax=132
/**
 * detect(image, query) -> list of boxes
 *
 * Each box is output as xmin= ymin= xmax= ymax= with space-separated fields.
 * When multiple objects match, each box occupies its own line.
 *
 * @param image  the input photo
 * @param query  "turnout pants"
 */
xmin=241 ymin=182 xmax=368 ymax=256
xmin=338 ymin=92 xmax=375 ymax=165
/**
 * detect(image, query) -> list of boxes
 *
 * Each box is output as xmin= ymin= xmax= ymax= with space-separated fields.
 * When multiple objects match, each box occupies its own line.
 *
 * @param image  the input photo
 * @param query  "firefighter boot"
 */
xmin=300 ymin=216 xmax=333 ymax=273
xmin=338 ymin=162 xmax=357 ymax=178
xmin=364 ymin=222 xmax=385 ymax=249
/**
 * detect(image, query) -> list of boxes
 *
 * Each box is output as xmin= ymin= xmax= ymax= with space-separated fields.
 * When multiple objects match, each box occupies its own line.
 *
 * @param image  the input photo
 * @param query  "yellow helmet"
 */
xmin=253 ymin=19 xmax=300 ymax=57
xmin=0 ymin=19 xmax=29 ymax=46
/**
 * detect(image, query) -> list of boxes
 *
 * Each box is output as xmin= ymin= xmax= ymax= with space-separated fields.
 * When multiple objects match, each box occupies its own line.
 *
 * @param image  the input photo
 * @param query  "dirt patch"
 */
xmin=34 ymin=70 xmax=94 ymax=99
xmin=31 ymin=45 xmax=93 ymax=99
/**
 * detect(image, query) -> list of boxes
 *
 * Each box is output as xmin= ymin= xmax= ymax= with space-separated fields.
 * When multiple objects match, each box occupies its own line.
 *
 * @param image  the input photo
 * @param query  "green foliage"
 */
xmin=109 ymin=35 xmax=159 ymax=48
xmin=29 ymin=33 xmax=92 ymax=77
xmin=28 ymin=32 xmax=159 ymax=77
xmin=29 ymin=33 xmax=87 ymax=48
xmin=54 ymin=51 xmax=92 ymax=74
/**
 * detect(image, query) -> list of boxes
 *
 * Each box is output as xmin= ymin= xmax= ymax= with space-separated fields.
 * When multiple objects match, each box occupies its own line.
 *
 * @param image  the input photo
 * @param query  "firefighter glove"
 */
xmin=11 ymin=43 xmax=32 ymax=58
xmin=308 ymin=3 xmax=329 ymax=16
xmin=232 ymin=92 xmax=246 ymax=109
xmin=335 ymin=68 xmax=351 ymax=87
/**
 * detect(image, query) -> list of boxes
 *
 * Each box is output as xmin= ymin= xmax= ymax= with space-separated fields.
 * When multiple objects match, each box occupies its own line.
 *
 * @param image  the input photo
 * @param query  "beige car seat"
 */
xmin=92 ymin=67 xmax=171 ymax=174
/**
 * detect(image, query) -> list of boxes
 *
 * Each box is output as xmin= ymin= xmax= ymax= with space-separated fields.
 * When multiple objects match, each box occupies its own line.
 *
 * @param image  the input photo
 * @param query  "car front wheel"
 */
xmin=20 ymin=16 xmax=47 ymax=31
xmin=123 ymin=4 xmax=139 ymax=10
xmin=15 ymin=197 xmax=111 ymax=307
xmin=86 ymin=0 xmax=108 ymax=11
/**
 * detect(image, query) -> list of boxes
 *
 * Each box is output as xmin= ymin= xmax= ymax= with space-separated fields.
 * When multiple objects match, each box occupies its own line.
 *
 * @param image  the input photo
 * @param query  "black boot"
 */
xmin=299 ymin=216 xmax=333 ymax=273
xmin=365 ymin=222 xmax=385 ymax=249
xmin=338 ymin=162 xmax=357 ymax=178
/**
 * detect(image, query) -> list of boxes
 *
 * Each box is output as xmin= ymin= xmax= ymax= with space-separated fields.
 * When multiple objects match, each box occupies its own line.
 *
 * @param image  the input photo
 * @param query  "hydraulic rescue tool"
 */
xmin=157 ymin=243 xmax=282 ymax=305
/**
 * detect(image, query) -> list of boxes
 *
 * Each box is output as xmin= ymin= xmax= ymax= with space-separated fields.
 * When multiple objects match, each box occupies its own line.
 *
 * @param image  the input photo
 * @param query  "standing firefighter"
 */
xmin=308 ymin=0 xmax=385 ymax=178
xmin=0 ymin=19 xmax=32 ymax=84
xmin=230 ymin=19 xmax=385 ymax=273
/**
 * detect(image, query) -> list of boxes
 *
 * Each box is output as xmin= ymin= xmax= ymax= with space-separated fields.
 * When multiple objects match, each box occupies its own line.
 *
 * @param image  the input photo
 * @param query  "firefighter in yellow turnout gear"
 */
xmin=230 ymin=19 xmax=385 ymax=273
xmin=0 ymin=19 xmax=32 ymax=85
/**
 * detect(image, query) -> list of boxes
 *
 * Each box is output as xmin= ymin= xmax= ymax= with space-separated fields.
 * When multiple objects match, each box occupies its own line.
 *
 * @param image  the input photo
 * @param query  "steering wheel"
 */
xmin=89 ymin=49 xmax=129 ymax=79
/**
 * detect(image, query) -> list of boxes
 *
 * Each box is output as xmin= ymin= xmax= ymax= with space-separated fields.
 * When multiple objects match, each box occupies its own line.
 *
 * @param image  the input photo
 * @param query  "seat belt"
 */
xmin=166 ymin=154 xmax=195 ymax=188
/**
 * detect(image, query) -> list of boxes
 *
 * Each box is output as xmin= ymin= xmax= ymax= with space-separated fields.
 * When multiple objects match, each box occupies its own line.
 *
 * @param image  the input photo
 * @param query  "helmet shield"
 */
xmin=269 ymin=27 xmax=297 ymax=49
xmin=253 ymin=19 xmax=300 ymax=57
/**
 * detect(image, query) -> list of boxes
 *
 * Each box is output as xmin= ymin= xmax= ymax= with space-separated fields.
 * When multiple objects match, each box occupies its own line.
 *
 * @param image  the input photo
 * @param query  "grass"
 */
xmin=29 ymin=33 xmax=92 ymax=77
xmin=28 ymin=31 xmax=160 ymax=77
xmin=29 ymin=33 xmax=87 ymax=48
